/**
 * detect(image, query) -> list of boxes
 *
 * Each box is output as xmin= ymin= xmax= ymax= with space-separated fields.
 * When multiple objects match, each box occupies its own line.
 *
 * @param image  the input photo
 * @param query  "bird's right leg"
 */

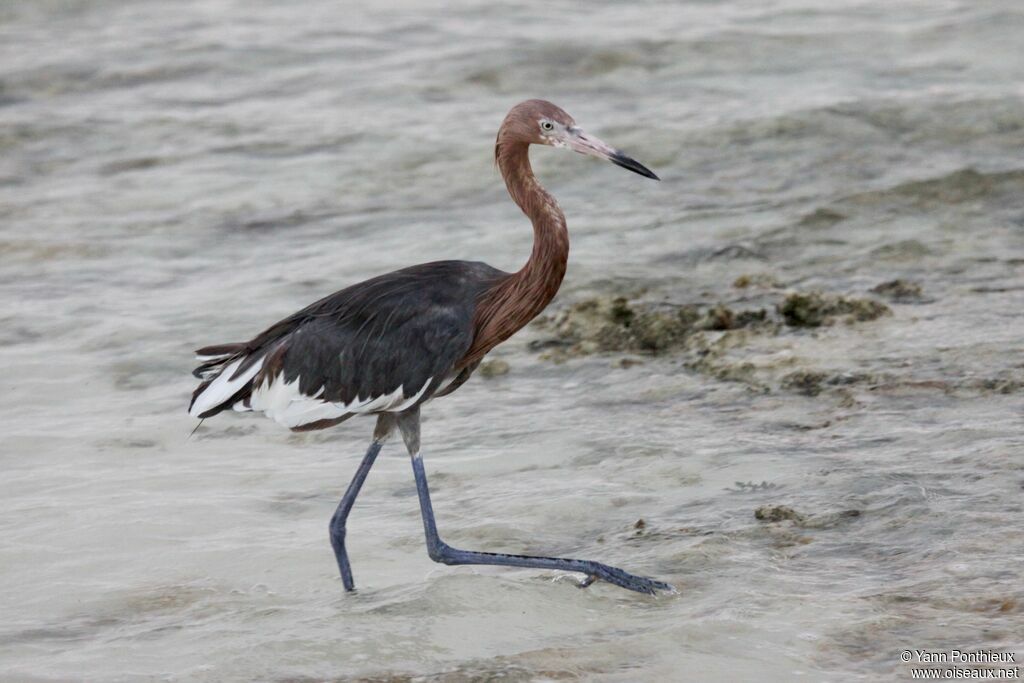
xmin=330 ymin=414 xmax=396 ymax=591
xmin=395 ymin=408 xmax=673 ymax=595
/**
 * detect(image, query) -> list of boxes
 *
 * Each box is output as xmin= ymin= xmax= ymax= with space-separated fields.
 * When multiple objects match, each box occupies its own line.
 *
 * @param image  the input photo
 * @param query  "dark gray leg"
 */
xmin=330 ymin=415 xmax=394 ymax=591
xmin=395 ymin=409 xmax=673 ymax=595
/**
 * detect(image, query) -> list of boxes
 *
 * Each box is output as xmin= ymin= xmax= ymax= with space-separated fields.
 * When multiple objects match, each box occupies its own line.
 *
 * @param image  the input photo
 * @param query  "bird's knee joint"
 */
xmin=427 ymin=540 xmax=452 ymax=564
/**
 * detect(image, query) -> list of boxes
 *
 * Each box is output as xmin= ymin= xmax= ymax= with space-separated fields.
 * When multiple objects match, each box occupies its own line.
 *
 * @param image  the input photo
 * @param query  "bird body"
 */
xmin=188 ymin=100 xmax=671 ymax=594
xmin=190 ymin=259 xmax=503 ymax=430
xmin=190 ymin=102 xmax=578 ymax=431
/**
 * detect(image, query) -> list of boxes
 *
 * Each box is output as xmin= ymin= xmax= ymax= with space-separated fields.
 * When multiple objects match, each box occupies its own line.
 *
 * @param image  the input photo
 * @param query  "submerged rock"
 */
xmin=871 ymin=279 xmax=924 ymax=302
xmin=530 ymin=288 xmax=894 ymax=401
xmin=890 ymin=168 xmax=1009 ymax=206
xmin=478 ymin=359 xmax=510 ymax=378
xmin=755 ymin=505 xmax=863 ymax=529
xmin=733 ymin=273 xmax=783 ymax=289
xmin=778 ymin=291 xmax=890 ymax=327
xmin=869 ymin=239 xmax=932 ymax=262
xmin=753 ymin=505 xmax=864 ymax=532
xmin=798 ymin=207 xmax=847 ymax=229
xmin=631 ymin=308 xmax=695 ymax=351
xmin=534 ymin=295 xmax=769 ymax=357
xmin=972 ymin=377 xmax=1024 ymax=394
xmin=781 ymin=370 xmax=828 ymax=396
xmin=755 ymin=505 xmax=805 ymax=523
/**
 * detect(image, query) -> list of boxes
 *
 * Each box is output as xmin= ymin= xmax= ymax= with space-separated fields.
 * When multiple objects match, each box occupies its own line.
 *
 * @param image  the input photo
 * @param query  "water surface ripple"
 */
xmin=1 ymin=1 xmax=1022 ymax=681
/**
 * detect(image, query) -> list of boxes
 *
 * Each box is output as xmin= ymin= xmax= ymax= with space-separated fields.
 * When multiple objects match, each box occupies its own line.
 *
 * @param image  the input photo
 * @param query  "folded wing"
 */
xmin=188 ymin=260 xmax=502 ymax=431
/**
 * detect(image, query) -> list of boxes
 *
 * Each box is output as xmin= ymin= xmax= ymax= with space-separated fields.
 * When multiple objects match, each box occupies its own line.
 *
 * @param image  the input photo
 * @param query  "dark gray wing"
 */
xmin=189 ymin=260 xmax=505 ymax=430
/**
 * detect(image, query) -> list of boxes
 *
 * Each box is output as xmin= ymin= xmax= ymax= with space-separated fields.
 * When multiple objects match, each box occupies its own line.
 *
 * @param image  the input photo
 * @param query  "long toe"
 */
xmin=591 ymin=564 xmax=674 ymax=595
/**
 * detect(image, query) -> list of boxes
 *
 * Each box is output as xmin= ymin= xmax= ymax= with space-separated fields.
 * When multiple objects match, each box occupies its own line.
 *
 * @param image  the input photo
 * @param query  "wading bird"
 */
xmin=189 ymin=99 xmax=671 ymax=594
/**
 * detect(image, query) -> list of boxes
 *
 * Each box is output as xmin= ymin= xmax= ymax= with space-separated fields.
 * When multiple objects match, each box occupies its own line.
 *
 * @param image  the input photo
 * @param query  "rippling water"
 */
xmin=2 ymin=1 xmax=1023 ymax=681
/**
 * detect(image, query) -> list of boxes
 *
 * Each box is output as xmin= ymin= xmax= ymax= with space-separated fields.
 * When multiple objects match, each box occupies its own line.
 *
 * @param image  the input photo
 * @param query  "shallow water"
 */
xmin=2 ymin=1 xmax=1023 ymax=681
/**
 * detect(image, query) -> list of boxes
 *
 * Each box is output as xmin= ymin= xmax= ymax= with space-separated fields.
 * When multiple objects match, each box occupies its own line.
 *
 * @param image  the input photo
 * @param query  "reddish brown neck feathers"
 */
xmin=460 ymin=137 xmax=570 ymax=367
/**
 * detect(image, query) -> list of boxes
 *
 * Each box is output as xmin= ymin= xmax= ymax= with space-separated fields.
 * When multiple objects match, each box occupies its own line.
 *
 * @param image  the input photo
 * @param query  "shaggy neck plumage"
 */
xmin=461 ymin=138 xmax=569 ymax=366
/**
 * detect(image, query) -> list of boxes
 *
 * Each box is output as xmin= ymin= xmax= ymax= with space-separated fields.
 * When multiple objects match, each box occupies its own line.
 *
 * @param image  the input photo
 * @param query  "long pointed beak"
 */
xmin=567 ymin=128 xmax=659 ymax=180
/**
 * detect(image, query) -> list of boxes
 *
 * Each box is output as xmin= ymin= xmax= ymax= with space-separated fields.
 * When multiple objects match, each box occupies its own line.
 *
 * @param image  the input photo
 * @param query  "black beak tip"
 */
xmin=611 ymin=151 xmax=660 ymax=181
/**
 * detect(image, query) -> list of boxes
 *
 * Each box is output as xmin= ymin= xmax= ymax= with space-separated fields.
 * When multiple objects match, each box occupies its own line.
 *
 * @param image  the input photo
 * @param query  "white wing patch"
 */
xmin=248 ymin=374 xmax=432 ymax=429
xmin=389 ymin=380 xmax=432 ymax=412
xmin=195 ymin=352 xmax=233 ymax=362
xmin=189 ymin=356 xmax=265 ymax=417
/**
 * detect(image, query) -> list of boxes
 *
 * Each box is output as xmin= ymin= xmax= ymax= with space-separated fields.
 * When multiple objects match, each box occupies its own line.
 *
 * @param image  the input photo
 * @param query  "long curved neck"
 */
xmin=499 ymin=139 xmax=570 ymax=301
xmin=462 ymin=139 xmax=569 ymax=366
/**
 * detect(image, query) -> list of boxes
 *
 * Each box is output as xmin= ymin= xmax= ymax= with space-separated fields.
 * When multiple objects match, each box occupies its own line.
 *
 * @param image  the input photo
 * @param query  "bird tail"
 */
xmin=192 ymin=343 xmax=246 ymax=379
xmin=188 ymin=343 xmax=264 ymax=418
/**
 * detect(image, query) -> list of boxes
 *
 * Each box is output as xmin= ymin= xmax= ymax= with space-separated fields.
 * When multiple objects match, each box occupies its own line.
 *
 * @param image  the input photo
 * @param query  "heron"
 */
xmin=189 ymin=99 xmax=671 ymax=595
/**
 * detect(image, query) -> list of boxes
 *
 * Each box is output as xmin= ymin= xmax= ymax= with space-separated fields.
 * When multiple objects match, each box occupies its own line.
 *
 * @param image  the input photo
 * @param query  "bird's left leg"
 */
xmin=330 ymin=414 xmax=396 ymax=591
xmin=395 ymin=408 xmax=672 ymax=595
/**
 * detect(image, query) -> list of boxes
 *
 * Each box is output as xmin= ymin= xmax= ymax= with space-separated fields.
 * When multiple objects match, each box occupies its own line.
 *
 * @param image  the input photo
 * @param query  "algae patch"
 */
xmin=534 ymin=289 xmax=890 ymax=357
xmin=529 ymin=288 xmax=896 ymax=398
xmin=531 ymin=296 xmax=770 ymax=360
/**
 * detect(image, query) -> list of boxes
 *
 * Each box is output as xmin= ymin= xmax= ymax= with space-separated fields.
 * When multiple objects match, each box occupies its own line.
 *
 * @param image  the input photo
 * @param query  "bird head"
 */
xmin=497 ymin=99 xmax=659 ymax=180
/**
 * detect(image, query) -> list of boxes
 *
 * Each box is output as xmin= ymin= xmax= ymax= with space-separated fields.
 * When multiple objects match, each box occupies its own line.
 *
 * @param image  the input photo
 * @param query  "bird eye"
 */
xmin=540 ymin=121 xmax=554 ymax=132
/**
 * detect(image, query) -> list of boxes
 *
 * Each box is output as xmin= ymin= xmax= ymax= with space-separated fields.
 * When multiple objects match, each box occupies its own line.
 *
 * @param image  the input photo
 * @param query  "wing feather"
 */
xmin=188 ymin=260 xmax=504 ymax=430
